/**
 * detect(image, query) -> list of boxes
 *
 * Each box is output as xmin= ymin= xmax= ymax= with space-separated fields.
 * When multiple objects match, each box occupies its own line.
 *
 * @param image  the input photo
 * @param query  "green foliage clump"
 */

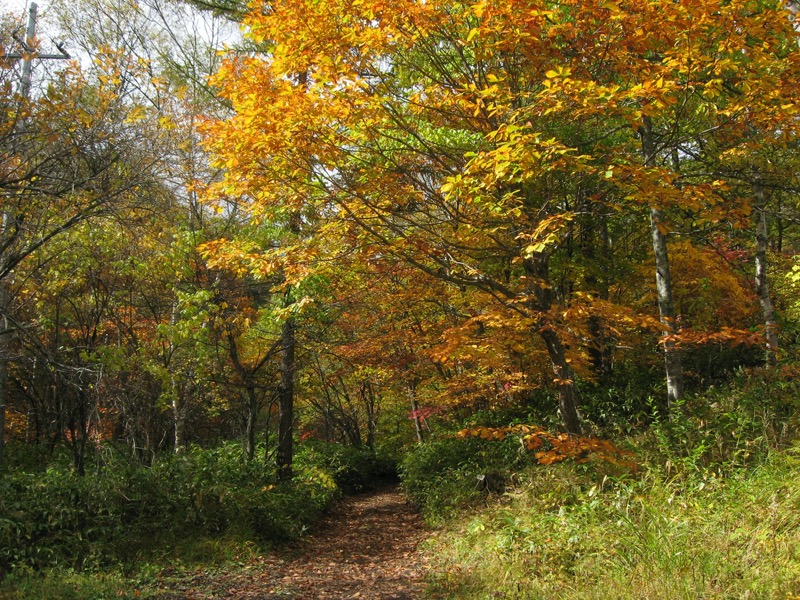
xmin=0 ymin=566 xmax=139 ymax=600
xmin=419 ymin=370 xmax=800 ymax=599
xmin=399 ymin=436 xmax=526 ymax=523
xmin=425 ymin=451 xmax=800 ymax=599
xmin=644 ymin=368 xmax=799 ymax=476
xmin=0 ymin=442 xmax=339 ymax=578
xmin=296 ymin=441 xmax=398 ymax=494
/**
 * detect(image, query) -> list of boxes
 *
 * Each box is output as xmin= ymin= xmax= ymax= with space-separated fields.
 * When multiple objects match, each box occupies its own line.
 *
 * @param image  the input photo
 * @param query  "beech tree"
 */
xmin=203 ymin=0 xmax=800 ymax=434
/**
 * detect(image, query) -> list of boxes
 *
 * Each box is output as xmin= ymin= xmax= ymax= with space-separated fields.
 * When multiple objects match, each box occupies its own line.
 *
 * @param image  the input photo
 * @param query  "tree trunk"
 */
xmin=276 ymin=315 xmax=296 ymax=481
xmin=244 ymin=382 xmax=257 ymax=461
xmin=408 ymin=382 xmax=424 ymax=444
xmin=169 ymin=302 xmax=187 ymax=454
xmin=362 ymin=380 xmax=377 ymax=450
xmin=172 ymin=386 xmax=187 ymax=454
xmin=754 ymin=186 xmax=779 ymax=366
xmin=0 ymin=283 xmax=10 ymax=468
xmin=641 ymin=117 xmax=684 ymax=410
xmin=539 ymin=328 xmax=582 ymax=435
xmin=523 ymin=254 xmax=583 ymax=434
xmin=649 ymin=206 xmax=684 ymax=407
xmin=71 ymin=394 xmax=89 ymax=476
xmin=263 ymin=399 xmax=275 ymax=462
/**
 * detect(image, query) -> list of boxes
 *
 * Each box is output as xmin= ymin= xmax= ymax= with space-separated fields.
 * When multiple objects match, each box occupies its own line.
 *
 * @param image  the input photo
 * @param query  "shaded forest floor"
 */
xmin=151 ymin=485 xmax=430 ymax=599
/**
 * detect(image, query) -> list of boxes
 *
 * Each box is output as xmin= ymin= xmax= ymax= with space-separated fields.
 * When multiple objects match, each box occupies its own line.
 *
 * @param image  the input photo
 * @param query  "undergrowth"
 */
xmin=408 ymin=369 xmax=800 ymax=599
xmin=0 ymin=440 xmax=388 ymax=598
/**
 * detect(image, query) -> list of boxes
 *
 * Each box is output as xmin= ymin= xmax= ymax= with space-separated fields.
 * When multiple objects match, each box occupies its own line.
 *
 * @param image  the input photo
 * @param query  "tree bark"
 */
xmin=169 ymin=302 xmax=187 ymax=454
xmin=362 ymin=380 xmax=377 ymax=449
xmin=641 ymin=117 xmax=684 ymax=410
xmin=0 ymin=282 xmax=10 ymax=468
xmin=523 ymin=255 xmax=583 ymax=434
xmin=276 ymin=315 xmax=296 ymax=481
xmin=539 ymin=327 xmax=582 ymax=435
xmin=754 ymin=185 xmax=779 ymax=366
xmin=408 ymin=381 xmax=425 ymax=444
xmin=649 ymin=206 xmax=684 ymax=407
xmin=172 ymin=386 xmax=187 ymax=454
xmin=244 ymin=382 xmax=257 ymax=461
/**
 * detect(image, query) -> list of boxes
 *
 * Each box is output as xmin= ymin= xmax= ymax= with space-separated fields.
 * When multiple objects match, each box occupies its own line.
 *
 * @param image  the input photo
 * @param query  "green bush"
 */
xmin=399 ymin=436 xmax=526 ymax=523
xmin=296 ymin=441 xmax=397 ymax=493
xmin=641 ymin=368 xmax=800 ymax=477
xmin=0 ymin=441 xmax=340 ymax=577
xmin=424 ymin=447 xmax=800 ymax=599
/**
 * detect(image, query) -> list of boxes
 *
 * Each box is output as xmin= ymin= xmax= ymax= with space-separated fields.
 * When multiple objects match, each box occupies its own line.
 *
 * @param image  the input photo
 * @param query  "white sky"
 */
xmin=1 ymin=0 xmax=241 ymax=63
xmin=1 ymin=0 xmax=48 ymax=22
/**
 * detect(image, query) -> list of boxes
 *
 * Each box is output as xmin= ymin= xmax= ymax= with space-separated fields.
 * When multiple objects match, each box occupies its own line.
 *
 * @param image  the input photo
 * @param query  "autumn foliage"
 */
xmin=457 ymin=425 xmax=637 ymax=469
xmin=200 ymin=0 xmax=800 ymax=438
xmin=4 ymin=0 xmax=800 ymax=519
xmin=5 ymin=0 xmax=800 ymax=595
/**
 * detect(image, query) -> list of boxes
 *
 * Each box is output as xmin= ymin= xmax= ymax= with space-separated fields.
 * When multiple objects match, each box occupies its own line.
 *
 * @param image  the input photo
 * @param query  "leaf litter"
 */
xmin=151 ymin=485 xmax=429 ymax=599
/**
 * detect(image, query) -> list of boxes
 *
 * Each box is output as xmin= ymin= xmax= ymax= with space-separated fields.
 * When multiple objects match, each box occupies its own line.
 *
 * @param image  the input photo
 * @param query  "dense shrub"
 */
xmin=399 ymin=436 xmax=527 ymax=523
xmin=424 ymin=449 xmax=800 ymax=599
xmin=642 ymin=368 xmax=800 ymax=477
xmin=0 ymin=442 xmax=339 ymax=576
xmin=295 ymin=441 xmax=398 ymax=493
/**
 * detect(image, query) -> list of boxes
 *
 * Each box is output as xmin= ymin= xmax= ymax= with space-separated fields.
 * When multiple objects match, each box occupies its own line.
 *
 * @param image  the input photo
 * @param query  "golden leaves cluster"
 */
xmin=457 ymin=424 xmax=637 ymax=469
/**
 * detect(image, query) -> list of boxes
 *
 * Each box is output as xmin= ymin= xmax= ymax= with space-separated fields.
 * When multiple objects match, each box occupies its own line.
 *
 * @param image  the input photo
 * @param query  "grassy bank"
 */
xmin=423 ymin=451 xmax=800 ymax=598
xmin=403 ymin=370 xmax=800 ymax=599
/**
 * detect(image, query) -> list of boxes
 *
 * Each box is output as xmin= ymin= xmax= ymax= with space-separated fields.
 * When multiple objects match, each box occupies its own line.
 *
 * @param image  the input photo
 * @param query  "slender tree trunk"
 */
xmin=245 ymin=383 xmax=257 ymax=461
xmin=169 ymin=303 xmax=187 ymax=454
xmin=73 ymin=395 xmax=89 ymax=476
xmin=408 ymin=381 xmax=424 ymax=444
xmin=641 ymin=117 xmax=684 ymax=410
xmin=539 ymin=328 xmax=582 ymax=435
xmin=263 ymin=399 xmax=274 ymax=462
xmin=172 ymin=385 xmax=187 ymax=454
xmin=649 ymin=206 xmax=684 ymax=406
xmin=276 ymin=315 xmax=296 ymax=481
xmin=363 ymin=380 xmax=377 ymax=450
xmin=0 ymin=283 xmax=10 ymax=468
xmin=754 ymin=185 xmax=779 ymax=366
xmin=523 ymin=254 xmax=582 ymax=434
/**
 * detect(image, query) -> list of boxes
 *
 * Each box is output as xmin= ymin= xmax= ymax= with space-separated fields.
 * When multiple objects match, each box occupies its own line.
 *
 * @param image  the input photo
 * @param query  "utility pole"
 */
xmin=6 ymin=2 xmax=71 ymax=99
xmin=19 ymin=2 xmax=38 ymax=99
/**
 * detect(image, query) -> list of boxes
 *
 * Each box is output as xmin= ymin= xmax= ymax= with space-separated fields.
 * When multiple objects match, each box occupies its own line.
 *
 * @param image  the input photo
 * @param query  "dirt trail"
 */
xmin=154 ymin=485 xmax=429 ymax=599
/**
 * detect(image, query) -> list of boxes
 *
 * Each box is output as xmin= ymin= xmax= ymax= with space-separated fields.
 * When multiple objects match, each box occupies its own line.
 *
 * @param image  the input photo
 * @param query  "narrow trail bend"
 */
xmin=155 ymin=485 xmax=429 ymax=599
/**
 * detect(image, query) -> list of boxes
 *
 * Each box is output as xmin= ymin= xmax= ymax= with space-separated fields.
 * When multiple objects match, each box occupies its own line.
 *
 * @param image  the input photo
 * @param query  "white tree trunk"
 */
xmin=754 ymin=186 xmax=779 ymax=366
xmin=641 ymin=118 xmax=684 ymax=410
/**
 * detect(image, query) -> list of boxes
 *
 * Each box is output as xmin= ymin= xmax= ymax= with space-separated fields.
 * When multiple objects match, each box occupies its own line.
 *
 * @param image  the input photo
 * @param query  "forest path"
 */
xmin=154 ymin=485 xmax=430 ymax=599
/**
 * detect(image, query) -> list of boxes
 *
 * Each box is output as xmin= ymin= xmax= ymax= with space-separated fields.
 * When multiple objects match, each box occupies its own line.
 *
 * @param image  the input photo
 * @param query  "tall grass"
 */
xmin=414 ymin=370 xmax=800 ymax=598
xmin=423 ymin=452 xmax=800 ymax=599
